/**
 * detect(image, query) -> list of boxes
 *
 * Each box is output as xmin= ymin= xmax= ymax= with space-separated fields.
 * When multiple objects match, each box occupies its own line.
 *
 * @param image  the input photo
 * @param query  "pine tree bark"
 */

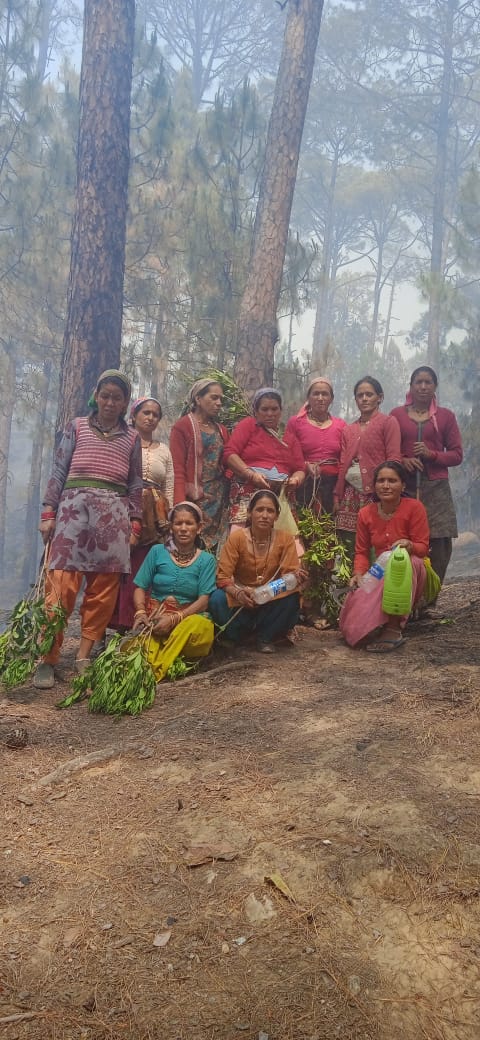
xmin=234 ymin=0 xmax=324 ymax=394
xmin=0 ymin=348 xmax=16 ymax=578
xmin=56 ymin=0 xmax=135 ymax=430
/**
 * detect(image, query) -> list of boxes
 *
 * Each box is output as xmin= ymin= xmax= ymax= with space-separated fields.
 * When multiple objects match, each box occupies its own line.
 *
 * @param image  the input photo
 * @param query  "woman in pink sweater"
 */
xmin=334 ymin=376 xmax=401 ymax=556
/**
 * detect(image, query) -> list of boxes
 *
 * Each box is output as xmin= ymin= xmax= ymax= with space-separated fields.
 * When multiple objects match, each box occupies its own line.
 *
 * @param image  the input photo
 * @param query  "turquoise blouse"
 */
xmin=134 ymin=544 xmax=216 ymax=605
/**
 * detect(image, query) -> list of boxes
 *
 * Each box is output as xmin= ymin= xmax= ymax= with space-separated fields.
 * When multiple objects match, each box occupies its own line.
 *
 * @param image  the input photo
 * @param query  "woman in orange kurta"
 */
xmin=339 ymin=462 xmax=429 ymax=651
xmin=209 ymin=491 xmax=302 ymax=653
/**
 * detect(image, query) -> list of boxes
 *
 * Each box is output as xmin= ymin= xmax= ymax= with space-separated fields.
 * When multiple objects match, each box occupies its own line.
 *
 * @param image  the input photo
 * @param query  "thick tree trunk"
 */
xmin=0 ymin=349 xmax=16 ymax=579
xmin=234 ymin=0 xmax=324 ymax=394
xmin=56 ymin=0 xmax=135 ymax=430
xmin=427 ymin=0 xmax=454 ymax=374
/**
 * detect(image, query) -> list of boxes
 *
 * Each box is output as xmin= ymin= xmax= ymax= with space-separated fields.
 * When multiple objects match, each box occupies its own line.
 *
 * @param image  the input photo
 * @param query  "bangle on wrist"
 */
xmin=41 ymin=511 xmax=56 ymax=521
xmin=134 ymin=608 xmax=147 ymax=617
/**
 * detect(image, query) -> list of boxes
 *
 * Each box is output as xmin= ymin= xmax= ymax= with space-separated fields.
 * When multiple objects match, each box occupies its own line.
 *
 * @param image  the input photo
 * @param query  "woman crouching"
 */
xmin=209 ymin=491 xmax=302 ymax=653
xmin=132 ymin=502 xmax=216 ymax=680
xmin=339 ymin=462 xmax=429 ymax=652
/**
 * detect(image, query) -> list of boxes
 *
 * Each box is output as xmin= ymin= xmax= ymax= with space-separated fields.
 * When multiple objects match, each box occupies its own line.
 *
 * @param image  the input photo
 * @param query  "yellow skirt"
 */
xmin=143 ymin=615 xmax=214 ymax=681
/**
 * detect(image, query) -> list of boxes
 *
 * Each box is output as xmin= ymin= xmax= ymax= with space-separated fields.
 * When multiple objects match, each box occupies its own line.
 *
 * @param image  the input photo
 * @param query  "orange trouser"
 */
xmin=44 ymin=570 xmax=121 ymax=664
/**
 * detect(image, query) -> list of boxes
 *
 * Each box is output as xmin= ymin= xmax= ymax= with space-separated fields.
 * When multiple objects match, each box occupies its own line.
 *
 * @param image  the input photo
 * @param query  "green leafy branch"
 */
xmin=58 ymin=632 xmax=157 ymax=716
xmin=0 ymin=566 xmax=67 ymax=688
xmin=297 ymin=508 xmax=351 ymax=624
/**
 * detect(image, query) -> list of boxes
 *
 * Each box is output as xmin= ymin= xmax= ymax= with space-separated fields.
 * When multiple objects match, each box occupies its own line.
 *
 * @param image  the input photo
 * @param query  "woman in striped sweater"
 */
xmin=33 ymin=370 xmax=142 ymax=689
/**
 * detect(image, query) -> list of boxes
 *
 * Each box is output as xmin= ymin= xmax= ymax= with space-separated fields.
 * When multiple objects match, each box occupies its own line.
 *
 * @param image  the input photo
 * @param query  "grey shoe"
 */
xmin=75 ymin=658 xmax=91 ymax=675
xmin=33 ymin=663 xmax=55 ymax=689
xmin=256 ymin=641 xmax=276 ymax=654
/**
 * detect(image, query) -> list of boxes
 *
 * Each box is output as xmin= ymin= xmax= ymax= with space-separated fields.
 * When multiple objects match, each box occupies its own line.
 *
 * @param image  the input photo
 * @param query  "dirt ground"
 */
xmin=1 ymin=574 xmax=479 ymax=1040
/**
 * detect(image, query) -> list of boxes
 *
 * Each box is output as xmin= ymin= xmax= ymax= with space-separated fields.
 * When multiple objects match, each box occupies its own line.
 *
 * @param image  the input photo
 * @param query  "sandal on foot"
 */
xmin=366 ymin=635 xmax=404 ymax=653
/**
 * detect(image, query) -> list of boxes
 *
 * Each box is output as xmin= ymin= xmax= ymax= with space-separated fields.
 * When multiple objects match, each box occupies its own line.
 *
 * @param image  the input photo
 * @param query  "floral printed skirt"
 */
xmin=48 ymin=487 xmax=131 ymax=573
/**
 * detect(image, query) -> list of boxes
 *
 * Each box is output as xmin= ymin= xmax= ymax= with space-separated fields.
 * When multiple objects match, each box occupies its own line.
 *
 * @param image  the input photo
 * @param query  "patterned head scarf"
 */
xmin=130 ymin=396 xmax=162 ymax=424
xmin=189 ymin=379 xmax=220 ymax=411
xmin=252 ymin=387 xmax=282 ymax=412
xmin=88 ymin=369 xmax=132 ymax=415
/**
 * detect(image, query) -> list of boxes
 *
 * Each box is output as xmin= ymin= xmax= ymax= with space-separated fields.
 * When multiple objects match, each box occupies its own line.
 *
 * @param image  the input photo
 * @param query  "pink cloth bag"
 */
xmin=339 ymin=555 xmax=426 ymax=647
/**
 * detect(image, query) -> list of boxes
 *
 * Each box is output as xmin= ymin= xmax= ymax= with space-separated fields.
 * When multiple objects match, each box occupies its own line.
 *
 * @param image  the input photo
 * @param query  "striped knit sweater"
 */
xmin=43 ymin=417 xmax=142 ymax=517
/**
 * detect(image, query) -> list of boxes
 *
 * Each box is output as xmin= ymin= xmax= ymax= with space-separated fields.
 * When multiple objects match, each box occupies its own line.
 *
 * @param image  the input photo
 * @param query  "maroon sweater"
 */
xmin=390 ymin=405 xmax=463 ymax=490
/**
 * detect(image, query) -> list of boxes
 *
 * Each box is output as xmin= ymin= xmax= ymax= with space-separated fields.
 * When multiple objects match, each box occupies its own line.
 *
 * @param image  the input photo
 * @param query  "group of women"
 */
xmin=32 ymin=363 xmax=462 ymax=688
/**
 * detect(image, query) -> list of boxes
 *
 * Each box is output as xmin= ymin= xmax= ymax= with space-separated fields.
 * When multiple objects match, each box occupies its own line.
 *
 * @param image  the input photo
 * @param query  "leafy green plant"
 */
xmin=297 ymin=508 xmax=351 ymax=624
xmin=58 ymin=633 xmax=156 ymax=716
xmin=165 ymin=654 xmax=200 ymax=680
xmin=180 ymin=368 xmax=252 ymax=430
xmin=0 ymin=579 xmax=67 ymax=688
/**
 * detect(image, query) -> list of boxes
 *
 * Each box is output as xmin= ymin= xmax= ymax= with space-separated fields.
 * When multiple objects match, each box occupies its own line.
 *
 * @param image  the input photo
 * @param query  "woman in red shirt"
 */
xmin=334 ymin=376 xmax=401 ymax=556
xmin=339 ymin=461 xmax=429 ymax=651
xmin=223 ymin=388 xmax=305 ymax=526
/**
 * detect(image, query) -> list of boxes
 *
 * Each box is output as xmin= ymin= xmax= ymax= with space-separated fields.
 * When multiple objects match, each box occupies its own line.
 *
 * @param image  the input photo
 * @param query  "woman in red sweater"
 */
xmin=339 ymin=462 xmax=429 ymax=651
xmin=334 ymin=376 xmax=401 ymax=555
xmin=169 ymin=379 xmax=229 ymax=551
xmin=286 ymin=376 xmax=346 ymax=514
xmin=222 ymin=387 xmax=305 ymax=527
xmin=390 ymin=365 xmax=463 ymax=585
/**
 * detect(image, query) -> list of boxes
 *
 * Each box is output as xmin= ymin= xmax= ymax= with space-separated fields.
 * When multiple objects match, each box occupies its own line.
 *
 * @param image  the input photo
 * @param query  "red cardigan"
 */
xmin=335 ymin=412 xmax=401 ymax=499
xmin=354 ymin=498 xmax=430 ymax=574
xmin=223 ymin=416 xmax=305 ymax=475
xmin=169 ymin=414 xmax=228 ymax=504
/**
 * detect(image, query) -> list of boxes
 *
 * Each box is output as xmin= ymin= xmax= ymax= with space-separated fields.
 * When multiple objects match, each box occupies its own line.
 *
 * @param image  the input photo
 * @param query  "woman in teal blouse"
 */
xmin=132 ymin=501 xmax=216 ymax=680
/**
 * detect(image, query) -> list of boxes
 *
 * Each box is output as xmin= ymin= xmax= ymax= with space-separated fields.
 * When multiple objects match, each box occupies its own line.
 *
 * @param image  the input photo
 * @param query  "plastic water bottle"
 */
xmin=252 ymin=572 xmax=298 ymax=604
xmin=360 ymin=551 xmax=391 ymax=593
xmin=381 ymin=547 xmax=413 ymax=615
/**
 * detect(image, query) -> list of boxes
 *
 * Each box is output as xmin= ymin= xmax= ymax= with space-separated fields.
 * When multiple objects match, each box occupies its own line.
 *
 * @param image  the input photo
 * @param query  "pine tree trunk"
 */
xmin=234 ymin=0 xmax=324 ymax=394
xmin=56 ymin=0 xmax=135 ymax=430
xmin=0 ymin=349 xmax=16 ymax=579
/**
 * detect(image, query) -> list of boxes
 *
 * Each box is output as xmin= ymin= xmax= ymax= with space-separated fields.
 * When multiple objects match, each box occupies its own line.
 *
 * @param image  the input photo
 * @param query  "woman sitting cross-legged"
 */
xmin=209 ymin=490 xmax=303 ymax=654
xmin=132 ymin=502 xmax=216 ymax=681
xmin=339 ymin=461 xmax=429 ymax=652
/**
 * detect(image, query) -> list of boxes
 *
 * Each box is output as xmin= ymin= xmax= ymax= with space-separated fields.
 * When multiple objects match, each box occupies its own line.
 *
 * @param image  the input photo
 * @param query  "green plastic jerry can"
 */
xmin=381 ymin=546 xmax=413 ymax=615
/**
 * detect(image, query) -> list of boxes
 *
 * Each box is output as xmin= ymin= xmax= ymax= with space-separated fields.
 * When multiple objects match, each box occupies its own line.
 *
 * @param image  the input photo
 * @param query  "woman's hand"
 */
xmin=287 ymin=470 xmax=305 ymax=489
xmin=231 ymin=585 xmax=256 ymax=609
xmin=132 ymin=609 xmax=148 ymax=632
xmin=349 ymin=573 xmax=362 ymax=589
xmin=392 ymin=539 xmax=414 ymax=554
xmin=402 ymin=456 xmax=423 ymax=473
xmin=296 ymin=567 xmax=309 ymax=591
xmin=130 ymin=531 xmax=141 ymax=546
xmin=332 ymin=497 xmax=340 ymax=516
xmin=39 ymin=518 xmax=56 ymax=545
xmin=249 ymin=470 xmax=270 ymax=490
xmin=306 ymin=462 xmax=319 ymax=478
xmin=153 ymin=615 xmax=178 ymax=636
xmin=413 ymin=442 xmax=435 ymax=460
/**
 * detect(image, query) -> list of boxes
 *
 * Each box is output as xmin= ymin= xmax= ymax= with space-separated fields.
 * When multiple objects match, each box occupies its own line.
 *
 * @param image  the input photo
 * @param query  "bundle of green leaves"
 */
xmin=297 ymin=508 xmax=351 ymax=624
xmin=58 ymin=633 xmax=157 ymax=716
xmin=180 ymin=369 xmax=252 ymax=430
xmin=0 ymin=596 xmax=66 ymax=688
